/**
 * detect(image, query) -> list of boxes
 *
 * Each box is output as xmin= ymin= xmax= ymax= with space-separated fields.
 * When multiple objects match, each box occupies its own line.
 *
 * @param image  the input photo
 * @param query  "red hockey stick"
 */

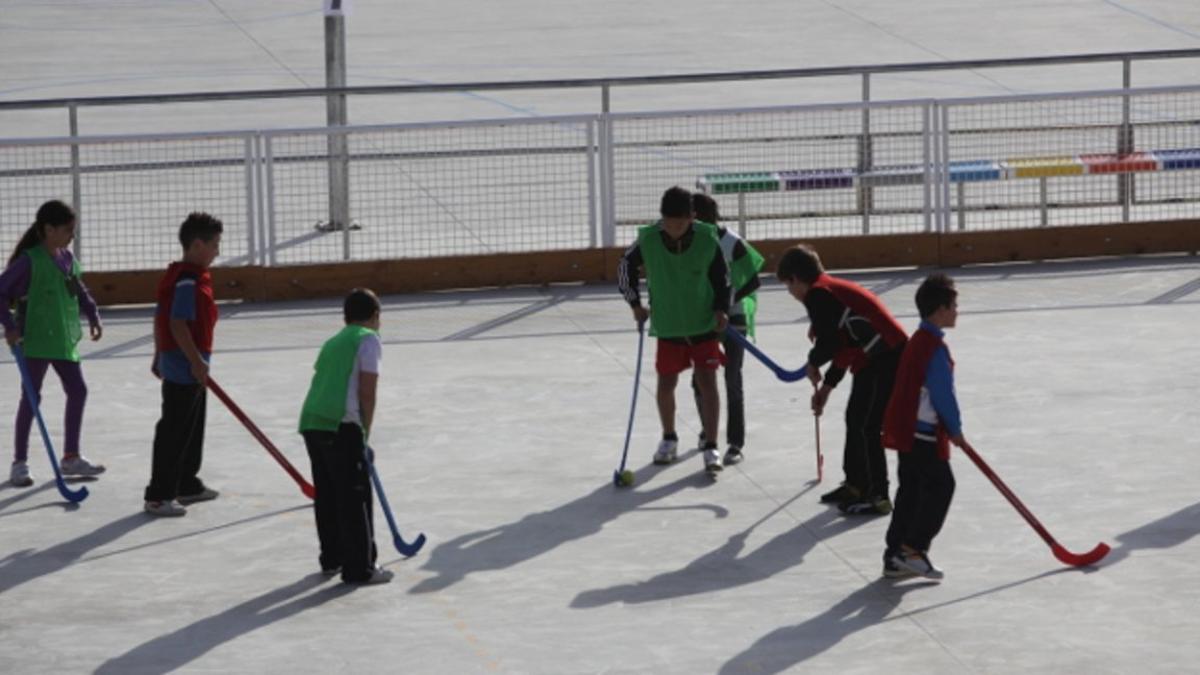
xmin=207 ymin=377 xmax=316 ymax=499
xmin=959 ymin=441 xmax=1108 ymax=567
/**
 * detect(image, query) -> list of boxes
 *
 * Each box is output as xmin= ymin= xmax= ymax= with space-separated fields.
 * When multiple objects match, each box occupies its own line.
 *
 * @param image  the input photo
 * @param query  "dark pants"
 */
xmin=303 ymin=424 xmax=378 ymax=583
xmin=144 ymin=380 xmax=207 ymax=502
xmin=843 ymin=347 xmax=901 ymax=499
xmin=692 ymin=322 xmax=746 ymax=447
xmin=885 ymin=438 xmax=956 ymax=554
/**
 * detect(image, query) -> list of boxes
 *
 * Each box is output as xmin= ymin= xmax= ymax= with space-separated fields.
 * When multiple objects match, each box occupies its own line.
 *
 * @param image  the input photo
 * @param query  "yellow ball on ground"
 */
xmin=619 ymin=469 xmax=635 ymax=486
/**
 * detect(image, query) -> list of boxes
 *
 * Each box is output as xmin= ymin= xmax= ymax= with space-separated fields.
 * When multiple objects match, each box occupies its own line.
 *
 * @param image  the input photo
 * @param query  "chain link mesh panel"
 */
xmin=0 ymin=134 xmax=253 ymax=272
xmin=940 ymin=86 xmax=1200 ymax=231
xmin=265 ymin=116 xmax=595 ymax=264
xmin=610 ymin=103 xmax=932 ymax=245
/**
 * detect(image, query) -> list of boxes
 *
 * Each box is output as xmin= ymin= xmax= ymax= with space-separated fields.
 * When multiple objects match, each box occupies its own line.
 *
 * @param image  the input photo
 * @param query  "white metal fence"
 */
xmin=1 ymin=85 xmax=1198 ymax=272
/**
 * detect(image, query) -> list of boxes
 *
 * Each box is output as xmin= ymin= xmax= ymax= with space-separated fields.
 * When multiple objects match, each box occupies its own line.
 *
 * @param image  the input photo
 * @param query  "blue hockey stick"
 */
xmin=364 ymin=445 xmax=425 ymax=557
xmin=723 ymin=325 xmax=808 ymax=382
xmin=613 ymin=321 xmax=645 ymax=487
xmin=10 ymin=345 xmax=88 ymax=503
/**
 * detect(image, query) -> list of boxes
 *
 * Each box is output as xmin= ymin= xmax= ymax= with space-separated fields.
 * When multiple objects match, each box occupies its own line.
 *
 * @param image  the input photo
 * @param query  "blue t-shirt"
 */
xmin=157 ymin=277 xmax=211 ymax=384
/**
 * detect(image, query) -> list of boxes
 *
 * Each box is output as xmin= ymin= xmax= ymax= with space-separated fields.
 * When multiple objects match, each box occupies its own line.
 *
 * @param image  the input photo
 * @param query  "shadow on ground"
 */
xmin=94 ymin=574 xmax=353 ymax=675
xmin=410 ymin=455 xmax=724 ymax=594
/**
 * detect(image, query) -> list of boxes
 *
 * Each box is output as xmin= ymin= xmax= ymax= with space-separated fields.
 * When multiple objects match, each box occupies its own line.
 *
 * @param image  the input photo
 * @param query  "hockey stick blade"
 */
xmin=366 ymin=446 xmax=426 ymax=557
xmin=11 ymin=346 xmax=87 ymax=504
xmin=724 ymin=326 xmax=807 ymax=382
xmin=1052 ymin=542 xmax=1111 ymax=567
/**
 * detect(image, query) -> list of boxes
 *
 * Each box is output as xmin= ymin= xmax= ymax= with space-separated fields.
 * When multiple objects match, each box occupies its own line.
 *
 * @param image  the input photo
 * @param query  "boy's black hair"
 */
xmin=344 ymin=287 xmax=381 ymax=324
xmin=916 ymin=273 xmax=957 ymax=318
xmin=178 ymin=212 xmax=223 ymax=249
xmin=660 ymin=186 xmax=694 ymax=218
xmin=692 ymin=192 xmax=720 ymax=223
xmin=775 ymin=244 xmax=824 ymax=284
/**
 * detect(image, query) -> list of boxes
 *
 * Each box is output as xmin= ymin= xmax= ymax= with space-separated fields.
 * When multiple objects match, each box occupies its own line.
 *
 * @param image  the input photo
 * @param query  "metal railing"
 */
xmin=2 ymin=51 xmax=1200 ymax=272
xmin=3 ymin=49 xmax=1200 ymax=242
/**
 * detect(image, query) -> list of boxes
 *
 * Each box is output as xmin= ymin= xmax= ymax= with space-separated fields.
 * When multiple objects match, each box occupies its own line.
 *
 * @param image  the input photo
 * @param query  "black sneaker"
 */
xmin=838 ymin=496 xmax=892 ymax=516
xmin=723 ymin=446 xmax=744 ymax=466
xmin=820 ymin=483 xmax=860 ymax=504
xmin=882 ymin=552 xmax=918 ymax=579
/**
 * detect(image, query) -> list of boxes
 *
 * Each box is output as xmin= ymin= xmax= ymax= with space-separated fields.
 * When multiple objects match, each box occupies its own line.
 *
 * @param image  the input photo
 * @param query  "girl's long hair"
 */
xmin=8 ymin=200 xmax=76 ymax=267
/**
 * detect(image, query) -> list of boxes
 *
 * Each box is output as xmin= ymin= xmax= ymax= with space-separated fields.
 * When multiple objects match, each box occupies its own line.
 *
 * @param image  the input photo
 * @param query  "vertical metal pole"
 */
xmin=68 ymin=104 xmax=82 ymax=259
xmin=859 ymin=73 xmax=872 ymax=234
xmin=243 ymin=136 xmax=257 ymax=266
xmin=600 ymin=84 xmax=616 ymax=248
xmin=585 ymin=120 xmax=597 ymax=248
xmin=737 ymin=192 xmax=746 ymax=239
xmin=922 ymin=103 xmax=932 ymax=233
xmin=1039 ymin=177 xmax=1049 ymax=227
xmin=265 ymin=136 xmax=279 ymax=267
xmin=1119 ymin=57 xmax=1133 ymax=222
xmin=940 ymin=106 xmax=952 ymax=234
xmin=956 ymin=182 xmax=966 ymax=231
xmin=325 ymin=12 xmax=351 ymax=259
xmin=255 ymin=135 xmax=269 ymax=266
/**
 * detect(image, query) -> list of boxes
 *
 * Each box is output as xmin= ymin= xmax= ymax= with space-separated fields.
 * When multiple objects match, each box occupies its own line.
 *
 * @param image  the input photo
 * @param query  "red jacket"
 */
xmin=882 ymin=326 xmax=954 ymax=460
xmin=154 ymin=262 xmax=217 ymax=354
xmin=810 ymin=274 xmax=907 ymax=373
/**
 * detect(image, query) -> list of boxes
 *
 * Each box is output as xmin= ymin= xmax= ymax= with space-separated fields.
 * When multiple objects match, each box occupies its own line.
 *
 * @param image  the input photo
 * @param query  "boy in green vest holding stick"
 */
xmin=617 ymin=186 xmax=731 ymax=476
xmin=299 ymin=288 xmax=392 ymax=585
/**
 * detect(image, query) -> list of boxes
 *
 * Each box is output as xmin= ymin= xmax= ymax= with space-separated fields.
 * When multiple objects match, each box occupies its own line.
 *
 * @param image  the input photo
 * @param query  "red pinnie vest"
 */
xmin=810 ymin=274 xmax=907 ymax=373
xmin=154 ymin=262 xmax=218 ymax=353
xmin=882 ymin=327 xmax=954 ymax=460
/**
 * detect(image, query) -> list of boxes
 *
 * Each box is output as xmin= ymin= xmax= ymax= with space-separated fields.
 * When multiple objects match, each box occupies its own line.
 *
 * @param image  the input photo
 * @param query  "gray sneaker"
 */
xmin=144 ymin=500 xmax=187 ymax=517
xmin=177 ymin=488 xmax=219 ymax=505
xmin=892 ymin=551 xmax=944 ymax=580
xmin=723 ymin=446 xmax=744 ymax=465
xmin=60 ymin=455 xmax=106 ymax=476
xmin=349 ymin=566 xmax=394 ymax=586
xmin=9 ymin=461 xmax=33 ymax=487
xmin=652 ymin=439 xmax=678 ymax=465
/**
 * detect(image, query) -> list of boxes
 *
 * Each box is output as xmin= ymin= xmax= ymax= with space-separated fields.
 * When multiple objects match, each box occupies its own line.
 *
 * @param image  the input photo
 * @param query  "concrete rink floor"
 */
xmin=0 ymin=255 xmax=1197 ymax=673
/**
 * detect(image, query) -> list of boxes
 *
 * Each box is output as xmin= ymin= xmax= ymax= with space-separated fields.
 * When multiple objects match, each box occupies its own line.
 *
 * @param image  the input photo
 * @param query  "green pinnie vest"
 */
xmin=20 ymin=246 xmax=83 ymax=361
xmin=299 ymin=324 xmax=377 ymax=433
xmin=637 ymin=220 xmax=721 ymax=338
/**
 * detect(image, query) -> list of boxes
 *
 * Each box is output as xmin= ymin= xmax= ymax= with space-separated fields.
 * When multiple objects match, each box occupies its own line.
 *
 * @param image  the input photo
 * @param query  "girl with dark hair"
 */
xmin=1 ymin=200 xmax=106 ymax=487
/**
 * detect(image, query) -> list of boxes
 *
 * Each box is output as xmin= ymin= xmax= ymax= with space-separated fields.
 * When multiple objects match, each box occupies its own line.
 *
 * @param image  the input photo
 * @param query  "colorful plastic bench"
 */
xmin=949 ymin=160 xmax=1003 ymax=183
xmin=859 ymin=164 xmax=925 ymax=187
xmin=780 ymin=168 xmax=855 ymax=191
xmin=1003 ymin=156 xmax=1085 ymax=179
xmin=697 ymin=172 xmax=780 ymax=195
xmin=1154 ymin=148 xmax=1200 ymax=171
xmin=1079 ymin=152 xmax=1159 ymax=174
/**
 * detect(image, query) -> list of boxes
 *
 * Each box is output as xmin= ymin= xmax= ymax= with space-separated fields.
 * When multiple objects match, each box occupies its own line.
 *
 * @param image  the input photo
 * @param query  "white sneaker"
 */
xmin=703 ymin=448 xmax=723 ymax=473
xmin=60 ymin=455 xmax=106 ymax=477
xmin=144 ymin=500 xmax=187 ymax=517
xmin=9 ymin=461 xmax=33 ymax=487
xmin=652 ymin=438 xmax=678 ymax=465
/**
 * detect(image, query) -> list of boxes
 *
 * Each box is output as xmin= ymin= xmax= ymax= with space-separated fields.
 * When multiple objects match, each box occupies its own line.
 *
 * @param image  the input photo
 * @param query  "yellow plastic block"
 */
xmin=1004 ymin=156 xmax=1084 ymax=178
